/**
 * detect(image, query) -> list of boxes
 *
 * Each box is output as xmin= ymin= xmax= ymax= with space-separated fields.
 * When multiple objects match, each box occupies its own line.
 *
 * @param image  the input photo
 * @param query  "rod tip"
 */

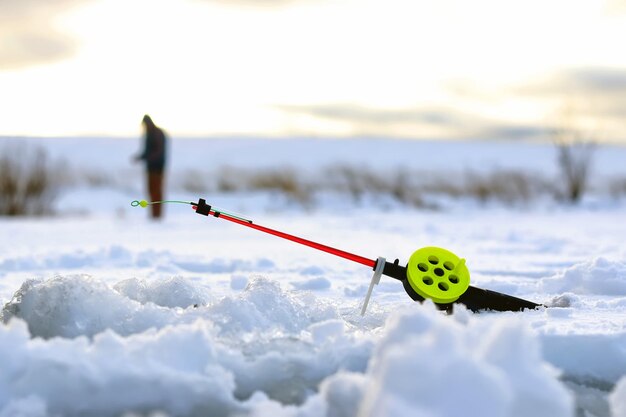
xmin=131 ymin=200 xmax=149 ymax=208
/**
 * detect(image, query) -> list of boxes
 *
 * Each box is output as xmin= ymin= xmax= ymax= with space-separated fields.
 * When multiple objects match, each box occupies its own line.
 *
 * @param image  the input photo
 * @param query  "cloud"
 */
xmin=193 ymin=0 xmax=312 ymax=8
xmin=277 ymin=104 xmax=472 ymax=128
xmin=0 ymin=30 xmax=78 ymax=71
xmin=524 ymin=67 xmax=626 ymax=96
xmin=276 ymin=103 xmax=547 ymax=141
xmin=0 ymin=0 xmax=89 ymax=70
xmin=479 ymin=125 xmax=548 ymax=141
xmin=278 ymin=67 xmax=626 ymax=142
xmin=516 ymin=67 xmax=626 ymax=133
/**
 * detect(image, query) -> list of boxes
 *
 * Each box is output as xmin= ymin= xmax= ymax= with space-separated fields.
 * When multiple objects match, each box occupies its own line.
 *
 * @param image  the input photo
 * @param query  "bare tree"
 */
xmin=551 ymin=108 xmax=597 ymax=204
xmin=0 ymin=142 xmax=60 ymax=216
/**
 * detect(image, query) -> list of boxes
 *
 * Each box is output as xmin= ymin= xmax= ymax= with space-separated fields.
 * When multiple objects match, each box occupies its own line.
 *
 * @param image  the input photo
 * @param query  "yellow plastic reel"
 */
xmin=406 ymin=247 xmax=470 ymax=304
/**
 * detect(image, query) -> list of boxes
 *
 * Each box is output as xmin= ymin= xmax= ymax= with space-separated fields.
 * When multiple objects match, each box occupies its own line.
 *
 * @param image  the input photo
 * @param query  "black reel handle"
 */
xmin=378 ymin=258 xmax=540 ymax=313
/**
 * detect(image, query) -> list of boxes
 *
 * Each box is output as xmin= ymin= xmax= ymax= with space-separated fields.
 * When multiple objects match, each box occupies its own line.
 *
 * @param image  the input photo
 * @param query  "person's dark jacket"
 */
xmin=139 ymin=127 xmax=167 ymax=172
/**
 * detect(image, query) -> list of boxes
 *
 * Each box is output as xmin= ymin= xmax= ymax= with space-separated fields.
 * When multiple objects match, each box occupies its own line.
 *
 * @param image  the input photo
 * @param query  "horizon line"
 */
xmin=1 ymin=134 xmax=624 ymax=146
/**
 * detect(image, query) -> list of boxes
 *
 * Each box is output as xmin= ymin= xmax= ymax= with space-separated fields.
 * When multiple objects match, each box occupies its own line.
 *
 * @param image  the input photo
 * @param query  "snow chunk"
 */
xmin=0 ymin=283 xmax=372 ymax=416
xmin=544 ymin=293 xmax=580 ymax=308
xmin=0 ymin=275 xmax=587 ymax=417
xmin=209 ymin=277 xmax=338 ymax=335
xmin=114 ymin=276 xmax=211 ymax=308
xmin=0 ymin=319 xmax=239 ymax=417
xmin=243 ymin=304 xmax=575 ymax=417
xmin=610 ymin=376 xmax=626 ymax=417
xmin=542 ymin=258 xmax=626 ymax=295
xmin=1 ymin=276 xmax=341 ymax=340
xmin=360 ymin=303 xmax=574 ymax=417
xmin=308 ymin=319 xmax=345 ymax=345
xmin=318 ymin=372 xmax=368 ymax=417
xmin=1 ymin=275 xmax=176 ymax=338
xmin=245 ymin=372 xmax=368 ymax=417
xmin=542 ymin=333 xmax=626 ymax=384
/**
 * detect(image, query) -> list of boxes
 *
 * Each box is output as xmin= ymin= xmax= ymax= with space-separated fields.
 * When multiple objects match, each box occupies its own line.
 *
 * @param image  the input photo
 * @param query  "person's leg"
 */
xmin=149 ymin=171 xmax=164 ymax=218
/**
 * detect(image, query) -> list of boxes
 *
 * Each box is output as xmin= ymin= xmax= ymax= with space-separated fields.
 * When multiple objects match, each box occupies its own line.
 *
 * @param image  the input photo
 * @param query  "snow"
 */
xmin=541 ymin=258 xmax=626 ymax=295
xmin=0 ymin=277 xmax=372 ymax=416
xmin=0 ymin=318 xmax=239 ymax=417
xmin=610 ymin=378 xmax=626 ymax=417
xmin=360 ymin=305 xmax=573 ymax=417
xmin=1 ymin=137 xmax=626 ymax=416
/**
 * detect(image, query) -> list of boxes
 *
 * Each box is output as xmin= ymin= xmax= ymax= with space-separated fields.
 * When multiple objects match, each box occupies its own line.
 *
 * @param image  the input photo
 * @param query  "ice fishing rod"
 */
xmin=132 ymin=198 xmax=541 ymax=314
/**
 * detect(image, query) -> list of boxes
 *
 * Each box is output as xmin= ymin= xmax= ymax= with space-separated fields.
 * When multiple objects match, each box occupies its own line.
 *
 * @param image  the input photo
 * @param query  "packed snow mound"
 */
xmin=541 ymin=258 xmax=626 ymax=295
xmin=1 ymin=275 xmax=177 ymax=338
xmin=10 ymin=275 xmax=626 ymax=416
xmin=0 ymin=275 xmax=341 ymax=340
xmin=0 ymin=279 xmax=373 ymax=416
xmin=356 ymin=304 xmax=574 ymax=417
xmin=249 ymin=304 xmax=575 ymax=417
xmin=0 ymin=299 xmax=576 ymax=417
xmin=0 ymin=319 xmax=240 ymax=417
xmin=208 ymin=278 xmax=339 ymax=336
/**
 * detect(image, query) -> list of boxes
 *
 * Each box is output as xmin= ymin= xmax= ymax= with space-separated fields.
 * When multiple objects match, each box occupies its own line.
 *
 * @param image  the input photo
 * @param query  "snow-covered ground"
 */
xmin=1 ymin=137 xmax=626 ymax=417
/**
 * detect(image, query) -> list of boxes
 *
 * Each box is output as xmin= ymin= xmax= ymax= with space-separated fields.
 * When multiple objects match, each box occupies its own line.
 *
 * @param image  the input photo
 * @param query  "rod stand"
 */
xmin=361 ymin=257 xmax=386 ymax=315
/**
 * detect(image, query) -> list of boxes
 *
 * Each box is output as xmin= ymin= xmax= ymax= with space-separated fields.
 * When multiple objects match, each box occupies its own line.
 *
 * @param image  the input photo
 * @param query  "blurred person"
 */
xmin=133 ymin=114 xmax=167 ymax=219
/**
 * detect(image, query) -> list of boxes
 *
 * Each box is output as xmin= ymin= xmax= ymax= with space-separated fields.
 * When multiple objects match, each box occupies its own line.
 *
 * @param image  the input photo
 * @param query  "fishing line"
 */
xmin=131 ymin=200 xmax=193 ymax=208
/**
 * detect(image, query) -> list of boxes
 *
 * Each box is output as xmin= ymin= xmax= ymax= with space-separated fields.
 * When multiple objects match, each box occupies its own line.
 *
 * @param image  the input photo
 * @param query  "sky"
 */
xmin=1 ymin=0 xmax=625 ymax=142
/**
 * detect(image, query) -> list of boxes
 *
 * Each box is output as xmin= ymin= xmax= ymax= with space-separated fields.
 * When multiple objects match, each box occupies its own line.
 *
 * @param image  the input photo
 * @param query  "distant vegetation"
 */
xmin=0 ymin=143 xmax=62 ymax=216
xmin=551 ymin=105 xmax=597 ymax=204
xmin=173 ymin=165 xmax=584 ymax=209
xmin=3 ymin=140 xmax=625 ymax=216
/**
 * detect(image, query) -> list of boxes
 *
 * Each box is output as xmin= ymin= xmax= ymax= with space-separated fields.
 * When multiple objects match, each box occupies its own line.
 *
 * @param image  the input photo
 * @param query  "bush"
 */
xmin=464 ymin=170 xmax=545 ymax=204
xmin=609 ymin=177 xmax=626 ymax=199
xmin=550 ymin=106 xmax=596 ymax=203
xmin=556 ymin=141 xmax=595 ymax=203
xmin=248 ymin=168 xmax=313 ymax=206
xmin=325 ymin=165 xmax=382 ymax=202
xmin=0 ymin=143 xmax=60 ymax=216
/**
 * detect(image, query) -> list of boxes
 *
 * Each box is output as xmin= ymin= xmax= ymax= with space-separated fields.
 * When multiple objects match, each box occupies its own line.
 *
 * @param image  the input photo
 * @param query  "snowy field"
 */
xmin=1 ymin=137 xmax=626 ymax=417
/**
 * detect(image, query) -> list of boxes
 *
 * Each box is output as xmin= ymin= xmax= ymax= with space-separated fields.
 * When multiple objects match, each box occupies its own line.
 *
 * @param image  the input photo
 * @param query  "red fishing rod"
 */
xmin=132 ymin=198 xmax=541 ymax=313
xmin=194 ymin=199 xmax=376 ymax=268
